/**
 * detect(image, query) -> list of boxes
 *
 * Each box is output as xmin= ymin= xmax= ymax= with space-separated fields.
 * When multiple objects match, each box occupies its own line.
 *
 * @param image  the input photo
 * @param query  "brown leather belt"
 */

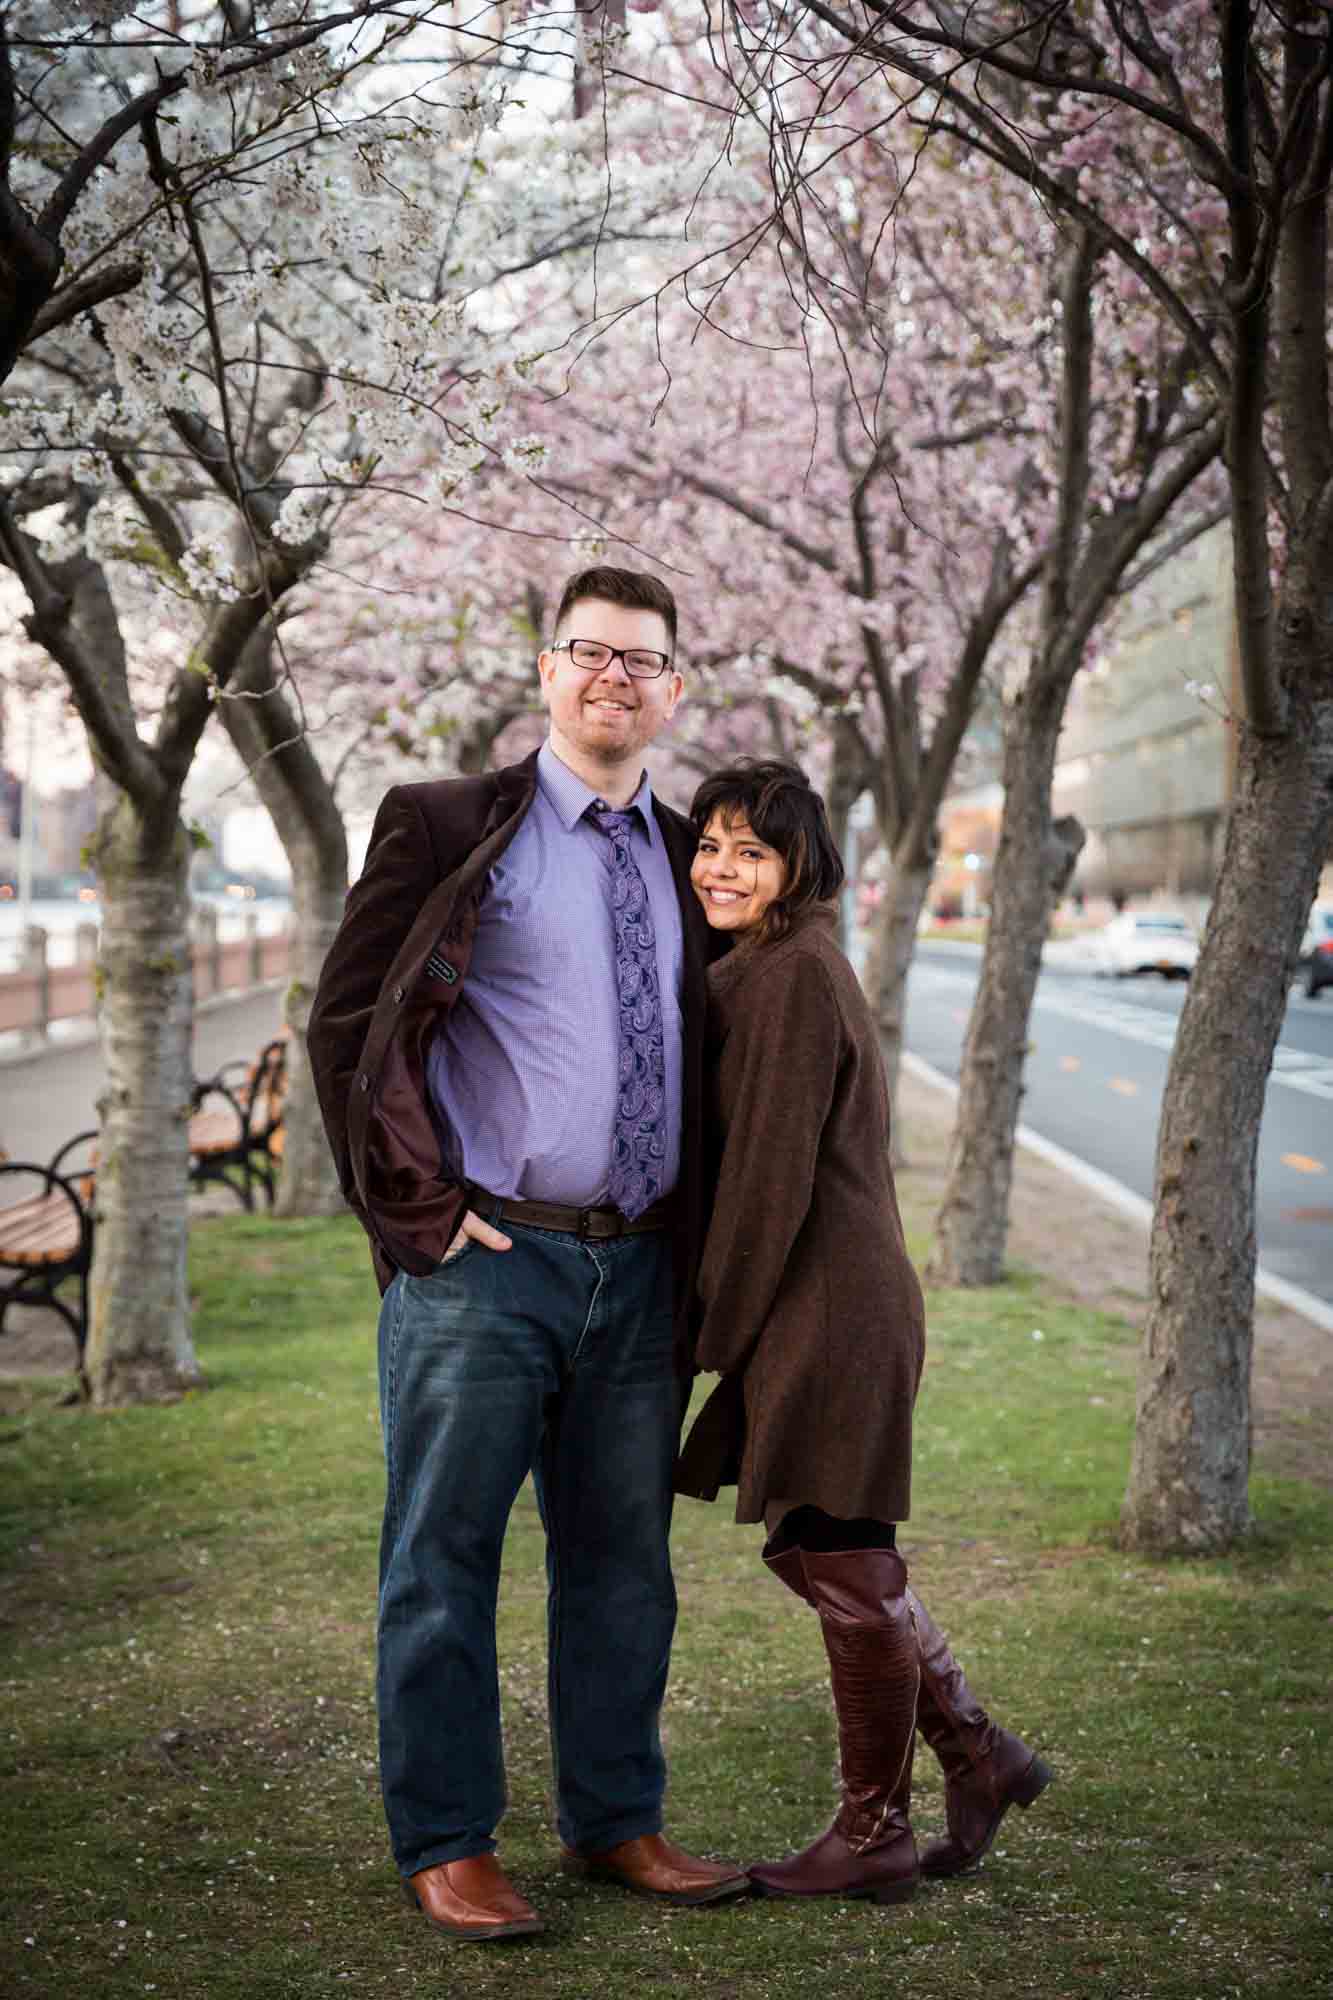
xmin=469 ymin=1187 xmax=675 ymax=1240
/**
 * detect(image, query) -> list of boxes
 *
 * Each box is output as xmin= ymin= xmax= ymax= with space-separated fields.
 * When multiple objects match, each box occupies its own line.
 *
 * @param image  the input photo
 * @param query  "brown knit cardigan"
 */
xmin=675 ymin=907 xmax=926 ymax=1524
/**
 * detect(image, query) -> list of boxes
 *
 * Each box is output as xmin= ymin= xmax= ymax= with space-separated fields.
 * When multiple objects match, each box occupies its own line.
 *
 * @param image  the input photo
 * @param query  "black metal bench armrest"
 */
xmin=47 ymin=1129 xmax=100 ymax=1176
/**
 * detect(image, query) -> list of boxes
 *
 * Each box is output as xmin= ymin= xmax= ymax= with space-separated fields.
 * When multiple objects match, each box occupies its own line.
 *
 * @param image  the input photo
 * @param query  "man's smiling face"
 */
xmin=538 ymin=595 xmax=682 ymax=776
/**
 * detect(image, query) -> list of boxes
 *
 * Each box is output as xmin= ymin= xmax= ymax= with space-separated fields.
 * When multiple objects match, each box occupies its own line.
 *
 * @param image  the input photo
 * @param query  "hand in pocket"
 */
xmin=443 ymin=1209 xmax=513 ymax=1262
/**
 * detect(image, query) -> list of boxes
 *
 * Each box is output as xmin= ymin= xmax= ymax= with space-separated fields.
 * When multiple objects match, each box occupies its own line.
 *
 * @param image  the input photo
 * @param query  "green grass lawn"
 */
xmin=2 ymin=1211 xmax=1330 ymax=1999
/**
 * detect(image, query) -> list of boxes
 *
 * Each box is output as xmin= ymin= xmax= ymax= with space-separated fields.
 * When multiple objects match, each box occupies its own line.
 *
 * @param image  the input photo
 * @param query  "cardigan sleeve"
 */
xmin=693 ymin=948 xmax=842 ymax=1376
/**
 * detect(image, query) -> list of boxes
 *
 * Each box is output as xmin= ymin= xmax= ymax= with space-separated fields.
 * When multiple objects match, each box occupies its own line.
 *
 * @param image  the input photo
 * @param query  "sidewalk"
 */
xmin=0 ymin=983 xmax=286 ymax=1167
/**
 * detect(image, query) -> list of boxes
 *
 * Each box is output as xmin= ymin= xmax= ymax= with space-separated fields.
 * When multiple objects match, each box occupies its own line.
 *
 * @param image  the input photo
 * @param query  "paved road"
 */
xmin=903 ymin=943 xmax=1333 ymax=1310
xmin=0 ymin=987 xmax=287 ymax=1169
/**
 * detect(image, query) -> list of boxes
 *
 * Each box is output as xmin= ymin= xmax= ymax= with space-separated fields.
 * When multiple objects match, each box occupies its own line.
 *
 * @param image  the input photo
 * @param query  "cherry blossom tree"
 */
xmin=728 ymin=2 xmax=1333 ymax=1553
xmin=528 ymin=46 xmax=1224 ymax=1168
xmin=304 ymin=51 xmax=1225 ymax=1198
xmin=0 ymin=1 xmax=739 ymax=1402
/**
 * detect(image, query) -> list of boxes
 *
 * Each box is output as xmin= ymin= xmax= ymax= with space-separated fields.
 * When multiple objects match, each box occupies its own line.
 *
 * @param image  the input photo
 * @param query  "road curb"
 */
xmin=901 ymin=1049 xmax=1333 ymax=1335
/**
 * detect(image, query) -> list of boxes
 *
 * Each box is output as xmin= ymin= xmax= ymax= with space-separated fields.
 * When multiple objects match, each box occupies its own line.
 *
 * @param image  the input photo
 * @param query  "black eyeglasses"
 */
xmin=551 ymin=638 xmax=673 ymax=680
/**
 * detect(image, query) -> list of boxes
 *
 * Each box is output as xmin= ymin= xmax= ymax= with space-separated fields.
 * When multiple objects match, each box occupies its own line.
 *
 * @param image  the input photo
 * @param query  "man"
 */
xmin=307 ymin=567 xmax=746 ymax=1942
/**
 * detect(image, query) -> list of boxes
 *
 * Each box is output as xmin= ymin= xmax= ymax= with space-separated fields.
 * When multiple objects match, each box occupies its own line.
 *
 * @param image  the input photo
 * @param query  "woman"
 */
xmin=677 ymin=759 xmax=1051 ymax=1906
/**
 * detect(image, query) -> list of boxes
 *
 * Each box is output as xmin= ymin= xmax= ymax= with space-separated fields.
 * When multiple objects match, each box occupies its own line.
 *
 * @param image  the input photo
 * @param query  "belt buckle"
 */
xmin=578 ymin=1206 xmax=623 ymax=1240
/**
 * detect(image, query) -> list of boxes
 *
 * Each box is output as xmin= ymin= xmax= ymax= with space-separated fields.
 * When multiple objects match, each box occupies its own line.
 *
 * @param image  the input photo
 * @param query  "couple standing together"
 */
xmin=308 ymin=567 xmax=1051 ymax=1944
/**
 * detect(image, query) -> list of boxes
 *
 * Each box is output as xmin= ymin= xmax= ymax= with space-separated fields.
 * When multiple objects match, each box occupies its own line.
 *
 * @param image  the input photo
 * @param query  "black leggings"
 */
xmin=772 ymin=1505 xmax=897 ymax=1554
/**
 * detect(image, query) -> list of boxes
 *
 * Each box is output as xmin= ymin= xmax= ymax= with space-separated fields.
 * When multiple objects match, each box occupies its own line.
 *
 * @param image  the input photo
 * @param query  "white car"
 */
xmin=1098 ymin=911 xmax=1199 ymax=980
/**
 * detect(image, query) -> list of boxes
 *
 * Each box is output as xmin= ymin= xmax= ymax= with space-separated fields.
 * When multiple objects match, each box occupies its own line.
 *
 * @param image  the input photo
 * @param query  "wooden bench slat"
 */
xmin=0 ymin=1183 xmax=86 ymax=1266
xmin=188 ymin=1112 xmax=244 ymax=1151
xmin=0 ymin=1232 xmax=78 ymax=1264
xmin=0 ymin=1197 xmax=82 ymax=1236
xmin=0 ymin=1209 xmax=79 ymax=1245
xmin=0 ymin=1228 xmax=82 ymax=1261
xmin=0 ymin=1195 xmax=67 ymax=1228
xmin=0 ymin=1233 xmax=82 ymax=1264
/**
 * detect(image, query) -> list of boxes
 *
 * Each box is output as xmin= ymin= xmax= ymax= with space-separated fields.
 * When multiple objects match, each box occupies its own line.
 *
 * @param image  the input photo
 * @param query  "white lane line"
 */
xmin=902 ymin=1048 xmax=1333 ymax=1335
xmin=910 ymin=965 xmax=1333 ymax=1102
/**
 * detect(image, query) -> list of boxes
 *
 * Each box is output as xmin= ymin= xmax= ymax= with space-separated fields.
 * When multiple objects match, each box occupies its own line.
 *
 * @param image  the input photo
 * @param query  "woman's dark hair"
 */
xmin=690 ymin=759 xmax=845 ymax=943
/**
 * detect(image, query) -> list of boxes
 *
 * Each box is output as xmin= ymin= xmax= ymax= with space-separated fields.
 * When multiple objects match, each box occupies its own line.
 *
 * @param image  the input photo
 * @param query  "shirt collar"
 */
xmin=538 ymin=740 xmax=659 ymax=847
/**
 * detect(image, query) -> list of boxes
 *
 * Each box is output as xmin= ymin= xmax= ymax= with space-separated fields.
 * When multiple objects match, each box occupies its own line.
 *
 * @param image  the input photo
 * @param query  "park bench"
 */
xmin=188 ymin=1034 xmax=288 ymax=1211
xmin=0 ymin=1129 xmax=98 ymax=1370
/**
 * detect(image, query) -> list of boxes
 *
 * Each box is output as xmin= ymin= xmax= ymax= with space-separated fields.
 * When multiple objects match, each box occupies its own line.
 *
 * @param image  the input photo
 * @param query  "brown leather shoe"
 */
xmin=561 ymin=1832 xmax=750 ymax=1906
xmin=402 ymin=1855 xmax=544 ymax=1941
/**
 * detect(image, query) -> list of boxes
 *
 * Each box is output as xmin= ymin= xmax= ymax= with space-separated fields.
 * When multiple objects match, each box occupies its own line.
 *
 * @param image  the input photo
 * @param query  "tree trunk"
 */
xmin=927 ymin=675 xmax=1084 ymax=1285
xmin=862 ymin=842 xmax=934 ymax=1166
xmin=824 ymin=717 xmax=864 ymax=871
xmin=85 ymin=793 xmax=203 ymax=1405
xmin=276 ymin=841 xmax=349 ymax=1217
xmin=1121 ymin=676 xmax=1333 ymax=1552
xmin=217 ymin=633 xmax=349 ymax=1217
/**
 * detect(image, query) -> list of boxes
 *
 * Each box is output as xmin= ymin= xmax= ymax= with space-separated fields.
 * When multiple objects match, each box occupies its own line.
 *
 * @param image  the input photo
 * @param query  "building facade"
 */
xmin=1050 ymin=522 xmax=1234 ymax=901
xmin=936 ymin=522 xmax=1331 ymax=912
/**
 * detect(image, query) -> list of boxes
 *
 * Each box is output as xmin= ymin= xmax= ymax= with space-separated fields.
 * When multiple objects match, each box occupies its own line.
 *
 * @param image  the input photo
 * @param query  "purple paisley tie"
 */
xmin=587 ymin=801 xmax=667 ymax=1221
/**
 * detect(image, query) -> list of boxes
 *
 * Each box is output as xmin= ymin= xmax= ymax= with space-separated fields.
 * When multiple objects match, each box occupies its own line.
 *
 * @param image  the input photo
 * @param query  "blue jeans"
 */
xmin=375 ymin=1221 xmax=681 ymax=1875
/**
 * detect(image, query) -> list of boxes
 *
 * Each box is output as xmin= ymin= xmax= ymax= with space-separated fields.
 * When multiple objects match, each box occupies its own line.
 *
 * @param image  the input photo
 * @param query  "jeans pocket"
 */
xmin=435 ymin=1237 xmax=479 ymax=1272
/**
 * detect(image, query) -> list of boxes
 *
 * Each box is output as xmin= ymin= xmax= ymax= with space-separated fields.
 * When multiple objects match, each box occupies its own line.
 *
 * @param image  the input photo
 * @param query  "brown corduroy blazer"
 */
xmin=675 ymin=907 xmax=927 ymax=1523
xmin=306 ymin=747 xmax=718 ymax=1359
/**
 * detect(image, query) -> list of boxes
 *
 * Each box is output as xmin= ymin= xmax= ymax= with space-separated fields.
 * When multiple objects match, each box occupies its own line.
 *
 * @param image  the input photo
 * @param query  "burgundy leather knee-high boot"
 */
xmin=749 ymin=1547 xmax=920 ymax=1903
xmin=909 ymin=1590 xmax=1053 ymax=1877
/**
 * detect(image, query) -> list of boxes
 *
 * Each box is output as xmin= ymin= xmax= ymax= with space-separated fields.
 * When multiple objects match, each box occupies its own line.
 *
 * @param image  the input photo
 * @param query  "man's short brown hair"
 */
xmin=554 ymin=567 xmax=678 ymax=653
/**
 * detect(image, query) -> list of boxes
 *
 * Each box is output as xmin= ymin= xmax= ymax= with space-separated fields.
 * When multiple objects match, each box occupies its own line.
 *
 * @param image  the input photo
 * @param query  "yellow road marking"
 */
xmin=1108 ymin=1078 xmax=1139 ymax=1097
xmin=1281 ymin=1153 xmax=1326 ymax=1175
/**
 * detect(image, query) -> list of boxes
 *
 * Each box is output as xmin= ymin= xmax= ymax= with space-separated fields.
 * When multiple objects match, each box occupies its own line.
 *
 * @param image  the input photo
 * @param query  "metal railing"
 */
xmin=0 ymin=909 xmax=292 ymax=1041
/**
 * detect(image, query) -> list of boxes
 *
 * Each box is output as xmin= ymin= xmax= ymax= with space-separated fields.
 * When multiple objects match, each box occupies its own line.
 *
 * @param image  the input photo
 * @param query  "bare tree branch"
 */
xmin=109 ymin=453 xmax=188 ymax=566
xmin=897 ymin=537 xmax=1046 ymax=868
xmin=0 ymin=494 xmax=163 ymax=805
xmin=26 ymin=259 xmax=146 ymax=343
xmin=848 ymin=0 xmax=1237 ymax=191
xmin=1117 ymin=502 xmax=1231 ymax=597
xmin=1055 ymin=416 xmax=1228 ymax=685
xmin=1040 ymin=226 xmax=1097 ymax=641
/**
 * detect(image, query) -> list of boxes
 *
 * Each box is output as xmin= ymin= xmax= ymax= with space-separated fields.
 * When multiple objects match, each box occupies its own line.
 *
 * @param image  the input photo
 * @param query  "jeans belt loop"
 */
xmin=576 ymin=1206 xmax=592 ymax=1241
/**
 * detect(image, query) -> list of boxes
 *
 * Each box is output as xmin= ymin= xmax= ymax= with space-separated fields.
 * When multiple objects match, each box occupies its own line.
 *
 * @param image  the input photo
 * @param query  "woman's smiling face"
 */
xmin=690 ymin=810 xmax=787 ymax=935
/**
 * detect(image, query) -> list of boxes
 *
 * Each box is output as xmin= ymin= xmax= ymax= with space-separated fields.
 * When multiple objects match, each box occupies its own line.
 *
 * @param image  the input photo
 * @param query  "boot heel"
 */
xmin=872 ymin=1875 xmax=919 ymax=1905
xmin=400 ymin=1879 xmax=420 ymax=1911
xmin=1014 ymin=1755 xmax=1054 ymax=1808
